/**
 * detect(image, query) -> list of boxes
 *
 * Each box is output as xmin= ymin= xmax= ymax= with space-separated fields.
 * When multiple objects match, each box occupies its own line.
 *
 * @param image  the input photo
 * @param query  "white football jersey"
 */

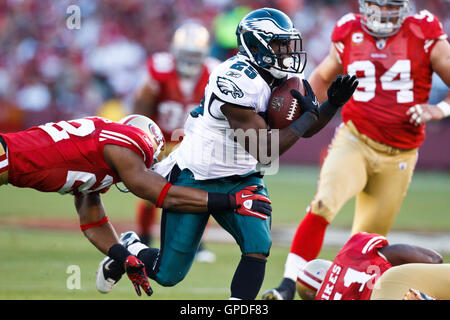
xmin=156 ymin=54 xmax=269 ymax=180
xmin=155 ymin=53 xmax=303 ymax=180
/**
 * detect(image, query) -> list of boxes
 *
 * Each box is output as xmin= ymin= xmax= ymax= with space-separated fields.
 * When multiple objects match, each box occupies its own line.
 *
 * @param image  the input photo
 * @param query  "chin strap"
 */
xmin=268 ymin=67 xmax=289 ymax=79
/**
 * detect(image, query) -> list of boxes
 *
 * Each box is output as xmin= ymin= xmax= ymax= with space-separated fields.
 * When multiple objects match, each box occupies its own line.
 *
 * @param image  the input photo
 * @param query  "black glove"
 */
xmin=327 ymin=74 xmax=359 ymax=108
xmin=290 ymin=79 xmax=320 ymax=119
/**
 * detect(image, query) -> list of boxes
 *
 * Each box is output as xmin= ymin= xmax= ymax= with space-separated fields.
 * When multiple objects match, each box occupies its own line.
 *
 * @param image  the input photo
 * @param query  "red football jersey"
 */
xmin=147 ymin=52 xmax=217 ymax=140
xmin=316 ymin=232 xmax=392 ymax=300
xmin=1 ymin=117 xmax=154 ymax=194
xmin=332 ymin=11 xmax=447 ymax=149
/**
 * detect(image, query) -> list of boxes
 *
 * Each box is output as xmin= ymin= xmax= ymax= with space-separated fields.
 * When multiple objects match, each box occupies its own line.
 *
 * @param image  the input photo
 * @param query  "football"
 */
xmin=266 ymin=77 xmax=305 ymax=129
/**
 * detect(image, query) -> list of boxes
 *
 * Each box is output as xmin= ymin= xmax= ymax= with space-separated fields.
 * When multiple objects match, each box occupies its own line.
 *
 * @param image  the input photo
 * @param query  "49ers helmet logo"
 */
xmin=352 ymin=32 xmax=364 ymax=45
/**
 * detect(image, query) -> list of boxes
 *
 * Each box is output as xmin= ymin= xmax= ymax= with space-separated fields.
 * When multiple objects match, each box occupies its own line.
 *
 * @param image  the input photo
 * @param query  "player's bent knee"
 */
xmin=156 ymin=272 xmax=186 ymax=287
xmin=310 ymin=199 xmax=335 ymax=223
xmin=245 ymin=239 xmax=272 ymax=257
xmin=240 ymin=232 xmax=272 ymax=256
xmin=154 ymin=260 xmax=190 ymax=287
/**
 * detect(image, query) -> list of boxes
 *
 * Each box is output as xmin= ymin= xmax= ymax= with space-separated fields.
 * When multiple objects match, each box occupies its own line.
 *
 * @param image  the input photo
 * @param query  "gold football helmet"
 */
xmin=296 ymin=259 xmax=332 ymax=300
xmin=171 ymin=21 xmax=210 ymax=78
xmin=359 ymin=0 xmax=411 ymax=37
xmin=118 ymin=114 xmax=165 ymax=166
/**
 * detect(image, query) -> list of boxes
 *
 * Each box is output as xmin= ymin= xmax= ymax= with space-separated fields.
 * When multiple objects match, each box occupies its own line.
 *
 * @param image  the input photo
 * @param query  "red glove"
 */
xmin=124 ymin=255 xmax=153 ymax=296
xmin=231 ymin=185 xmax=272 ymax=220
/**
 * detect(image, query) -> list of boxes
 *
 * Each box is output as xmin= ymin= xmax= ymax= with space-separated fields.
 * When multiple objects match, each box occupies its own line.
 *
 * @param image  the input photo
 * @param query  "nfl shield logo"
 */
xmin=271 ymin=97 xmax=284 ymax=111
xmin=376 ymin=39 xmax=386 ymax=50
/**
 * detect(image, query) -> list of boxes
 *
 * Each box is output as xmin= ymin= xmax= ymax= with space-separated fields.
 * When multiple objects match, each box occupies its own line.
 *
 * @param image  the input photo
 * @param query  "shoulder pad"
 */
xmin=103 ymin=123 xmax=154 ymax=168
xmin=210 ymin=58 xmax=265 ymax=108
xmin=405 ymin=11 xmax=447 ymax=40
xmin=350 ymin=232 xmax=388 ymax=254
xmin=147 ymin=52 xmax=176 ymax=81
xmin=204 ymin=57 xmax=221 ymax=74
xmin=331 ymin=13 xmax=361 ymax=42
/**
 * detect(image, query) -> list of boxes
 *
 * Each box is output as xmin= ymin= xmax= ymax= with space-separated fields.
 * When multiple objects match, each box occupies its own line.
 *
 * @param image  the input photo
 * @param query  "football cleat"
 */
xmin=96 ymin=231 xmax=143 ymax=294
xmin=261 ymin=278 xmax=296 ymax=300
xmin=261 ymin=288 xmax=294 ymax=300
xmin=261 ymin=288 xmax=284 ymax=300
xmin=119 ymin=231 xmax=142 ymax=248
xmin=96 ymin=256 xmax=124 ymax=294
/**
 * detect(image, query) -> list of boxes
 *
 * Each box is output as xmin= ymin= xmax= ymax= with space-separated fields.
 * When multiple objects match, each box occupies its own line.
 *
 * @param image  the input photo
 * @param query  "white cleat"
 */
xmin=96 ymin=256 xmax=123 ymax=294
xmin=119 ymin=231 xmax=141 ymax=248
xmin=96 ymin=231 xmax=142 ymax=293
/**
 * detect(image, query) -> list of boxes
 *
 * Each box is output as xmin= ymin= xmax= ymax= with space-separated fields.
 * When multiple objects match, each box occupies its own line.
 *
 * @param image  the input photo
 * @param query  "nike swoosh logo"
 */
xmin=241 ymin=194 xmax=253 ymax=199
xmin=312 ymin=97 xmax=319 ymax=106
xmin=104 ymin=259 xmax=114 ymax=271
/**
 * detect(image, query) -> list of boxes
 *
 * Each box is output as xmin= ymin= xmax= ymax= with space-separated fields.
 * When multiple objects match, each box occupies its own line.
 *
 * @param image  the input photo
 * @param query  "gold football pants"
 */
xmin=158 ymin=141 xmax=179 ymax=162
xmin=310 ymin=121 xmax=418 ymax=236
xmin=370 ymin=263 xmax=450 ymax=300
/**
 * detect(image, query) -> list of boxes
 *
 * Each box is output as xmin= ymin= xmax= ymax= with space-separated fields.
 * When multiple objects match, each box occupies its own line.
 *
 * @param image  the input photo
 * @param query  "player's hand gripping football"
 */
xmin=290 ymin=79 xmax=320 ymax=119
xmin=327 ymin=74 xmax=359 ymax=108
xmin=231 ymin=185 xmax=272 ymax=220
xmin=124 ymin=255 xmax=153 ymax=296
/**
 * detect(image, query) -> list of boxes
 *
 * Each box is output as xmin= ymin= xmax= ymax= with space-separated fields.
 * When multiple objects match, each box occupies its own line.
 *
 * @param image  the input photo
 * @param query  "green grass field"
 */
xmin=0 ymin=165 xmax=449 ymax=300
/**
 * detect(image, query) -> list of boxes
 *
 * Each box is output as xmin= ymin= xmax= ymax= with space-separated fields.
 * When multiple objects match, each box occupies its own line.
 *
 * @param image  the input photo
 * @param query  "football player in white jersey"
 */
xmin=96 ymin=7 xmax=358 ymax=299
xmin=133 ymin=21 xmax=219 ymax=263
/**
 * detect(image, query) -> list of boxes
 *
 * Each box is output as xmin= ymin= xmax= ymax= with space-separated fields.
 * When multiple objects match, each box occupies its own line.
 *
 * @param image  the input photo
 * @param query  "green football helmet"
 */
xmin=236 ymin=7 xmax=307 ymax=79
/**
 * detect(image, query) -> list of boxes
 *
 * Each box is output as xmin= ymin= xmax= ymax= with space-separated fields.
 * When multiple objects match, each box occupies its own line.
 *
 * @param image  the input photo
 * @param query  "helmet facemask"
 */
xmin=171 ymin=22 xmax=210 ymax=78
xmin=239 ymin=30 xmax=307 ymax=79
xmin=173 ymin=49 xmax=207 ymax=78
xmin=360 ymin=0 xmax=411 ymax=37
xmin=263 ymin=34 xmax=307 ymax=79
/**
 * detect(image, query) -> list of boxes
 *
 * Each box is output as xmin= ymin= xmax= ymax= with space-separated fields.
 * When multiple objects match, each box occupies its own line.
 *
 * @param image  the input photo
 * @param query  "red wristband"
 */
xmin=155 ymin=182 xmax=172 ymax=208
xmin=80 ymin=216 xmax=109 ymax=231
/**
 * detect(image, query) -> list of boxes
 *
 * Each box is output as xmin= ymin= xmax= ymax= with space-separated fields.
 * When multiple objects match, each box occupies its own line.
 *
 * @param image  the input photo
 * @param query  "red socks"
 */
xmin=136 ymin=200 xmax=157 ymax=237
xmin=290 ymin=210 xmax=329 ymax=261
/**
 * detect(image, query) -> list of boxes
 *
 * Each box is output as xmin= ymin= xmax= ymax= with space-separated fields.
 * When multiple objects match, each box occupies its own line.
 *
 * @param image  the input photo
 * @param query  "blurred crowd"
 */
xmin=0 ymin=0 xmax=448 ymax=131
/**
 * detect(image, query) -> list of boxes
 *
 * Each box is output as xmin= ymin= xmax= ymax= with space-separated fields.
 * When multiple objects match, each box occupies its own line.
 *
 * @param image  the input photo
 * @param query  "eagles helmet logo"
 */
xmin=242 ymin=18 xmax=297 ymax=36
xmin=216 ymin=77 xmax=244 ymax=99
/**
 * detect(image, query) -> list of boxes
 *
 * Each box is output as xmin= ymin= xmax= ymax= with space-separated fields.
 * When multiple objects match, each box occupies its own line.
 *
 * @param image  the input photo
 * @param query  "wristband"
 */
xmin=155 ymin=182 xmax=173 ymax=208
xmin=436 ymin=101 xmax=450 ymax=118
xmin=80 ymin=216 xmax=109 ymax=231
xmin=320 ymin=99 xmax=340 ymax=113
xmin=108 ymin=244 xmax=131 ymax=266
xmin=288 ymin=112 xmax=318 ymax=137
xmin=207 ymin=192 xmax=232 ymax=213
